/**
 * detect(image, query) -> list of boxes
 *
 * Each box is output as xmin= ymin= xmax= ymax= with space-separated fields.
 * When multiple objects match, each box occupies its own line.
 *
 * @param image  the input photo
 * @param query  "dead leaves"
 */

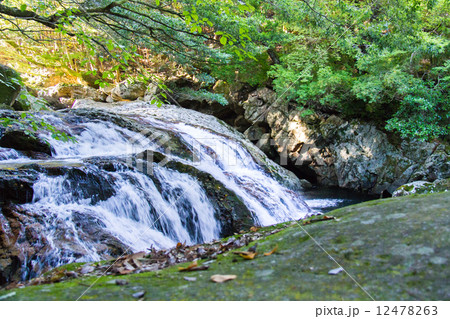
xmin=249 ymin=226 xmax=260 ymax=232
xmin=233 ymin=243 xmax=278 ymax=260
xmin=112 ymin=252 xmax=146 ymax=275
xmin=302 ymin=215 xmax=335 ymax=225
xmin=233 ymin=251 xmax=258 ymax=260
xmin=210 ymin=274 xmax=237 ymax=283
xmin=178 ymin=260 xmax=209 ymax=272
xmin=263 ymin=244 xmax=278 ymax=256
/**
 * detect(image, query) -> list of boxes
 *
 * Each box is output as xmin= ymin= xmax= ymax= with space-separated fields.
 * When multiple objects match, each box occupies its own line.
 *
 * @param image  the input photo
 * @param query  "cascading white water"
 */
xmin=140 ymin=119 xmax=312 ymax=225
xmin=1 ymin=109 xmax=316 ymax=274
xmin=41 ymin=115 xmax=149 ymax=159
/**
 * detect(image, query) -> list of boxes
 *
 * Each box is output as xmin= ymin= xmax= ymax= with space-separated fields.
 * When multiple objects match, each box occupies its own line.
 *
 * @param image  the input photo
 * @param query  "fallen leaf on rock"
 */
xmin=302 ymin=215 xmax=335 ymax=225
xmin=178 ymin=260 xmax=198 ymax=271
xmin=233 ymin=251 xmax=258 ymax=260
xmin=112 ymin=252 xmax=146 ymax=274
xmin=328 ymin=267 xmax=344 ymax=275
xmin=50 ymin=271 xmax=66 ymax=283
xmin=178 ymin=260 xmax=209 ymax=272
xmin=114 ymin=268 xmax=133 ymax=275
xmin=264 ymin=244 xmax=278 ymax=256
xmin=210 ymin=274 xmax=237 ymax=283
xmin=183 ymin=276 xmax=197 ymax=282
xmin=132 ymin=291 xmax=146 ymax=299
xmin=240 ymin=252 xmax=257 ymax=260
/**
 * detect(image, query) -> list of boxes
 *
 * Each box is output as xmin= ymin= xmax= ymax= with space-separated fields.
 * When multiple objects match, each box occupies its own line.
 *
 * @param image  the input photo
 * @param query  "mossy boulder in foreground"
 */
xmin=1 ymin=192 xmax=449 ymax=300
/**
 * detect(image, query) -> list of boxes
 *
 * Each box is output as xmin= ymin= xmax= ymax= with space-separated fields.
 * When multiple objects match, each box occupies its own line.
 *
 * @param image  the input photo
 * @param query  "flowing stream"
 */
xmin=0 ymin=106 xmax=348 ymax=279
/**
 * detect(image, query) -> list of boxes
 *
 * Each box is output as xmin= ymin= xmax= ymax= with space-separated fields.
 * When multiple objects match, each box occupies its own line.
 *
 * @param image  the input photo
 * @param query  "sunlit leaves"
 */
xmin=0 ymin=113 xmax=76 ymax=143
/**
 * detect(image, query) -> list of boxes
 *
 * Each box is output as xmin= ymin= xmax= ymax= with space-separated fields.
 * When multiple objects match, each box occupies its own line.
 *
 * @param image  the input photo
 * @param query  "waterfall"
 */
xmin=0 ymin=107 xmax=318 ymax=279
xmin=142 ymin=118 xmax=311 ymax=225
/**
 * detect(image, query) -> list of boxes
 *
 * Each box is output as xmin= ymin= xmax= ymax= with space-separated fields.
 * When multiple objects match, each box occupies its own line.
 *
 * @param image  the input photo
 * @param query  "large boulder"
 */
xmin=3 ymin=191 xmax=449 ymax=300
xmin=0 ymin=65 xmax=22 ymax=110
xmin=0 ymin=130 xmax=53 ymax=157
xmin=258 ymin=97 xmax=449 ymax=194
xmin=0 ymin=204 xmax=129 ymax=285
xmin=110 ymin=81 xmax=147 ymax=101
xmin=242 ymin=87 xmax=286 ymax=125
xmin=39 ymin=84 xmax=106 ymax=108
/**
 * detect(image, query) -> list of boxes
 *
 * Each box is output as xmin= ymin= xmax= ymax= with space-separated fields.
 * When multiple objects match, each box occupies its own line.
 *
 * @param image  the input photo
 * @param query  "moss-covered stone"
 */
xmin=2 ymin=192 xmax=448 ymax=300
xmin=0 ymin=65 xmax=22 ymax=110
xmin=393 ymin=179 xmax=450 ymax=197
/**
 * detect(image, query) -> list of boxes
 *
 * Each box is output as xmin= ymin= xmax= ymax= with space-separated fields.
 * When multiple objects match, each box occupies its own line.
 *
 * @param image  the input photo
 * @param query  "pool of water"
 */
xmin=303 ymin=187 xmax=379 ymax=214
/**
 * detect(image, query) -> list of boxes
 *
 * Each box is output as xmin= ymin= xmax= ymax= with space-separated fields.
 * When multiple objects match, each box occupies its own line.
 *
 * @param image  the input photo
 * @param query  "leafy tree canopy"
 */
xmin=0 ymin=0 xmax=449 ymax=141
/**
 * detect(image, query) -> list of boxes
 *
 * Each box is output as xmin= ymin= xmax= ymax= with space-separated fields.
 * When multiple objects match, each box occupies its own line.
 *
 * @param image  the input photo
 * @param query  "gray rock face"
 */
xmin=242 ymin=87 xmax=285 ymax=124
xmin=111 ymin=81 xmax=147 ymax=101
xmin=241 ymin=88 xmax=449 ymax=195
xmin=39 ymin=84 xmax=106 ymax=108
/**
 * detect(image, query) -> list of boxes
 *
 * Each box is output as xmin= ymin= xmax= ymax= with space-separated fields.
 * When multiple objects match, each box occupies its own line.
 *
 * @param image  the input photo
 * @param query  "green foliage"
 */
xmin=0 ymin=113 xmax=76 ymax=143
xmin=264 ymin=0 xmax=450 ymax=141
xmin=210 ymin=52 xmax=270 ymax=87
xmin=386 ymin=61 xmax=450 ymax=140
xmin=178 ymin=88 xmax=228 ymax=106
xmin=1 ymin=0 xmax=449 ymax=141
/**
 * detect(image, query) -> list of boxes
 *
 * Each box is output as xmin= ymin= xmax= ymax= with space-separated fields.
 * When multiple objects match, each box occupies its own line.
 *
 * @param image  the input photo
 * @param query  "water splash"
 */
xmin=141 ymin=119 xmax=312 ymax=225
xmin=1 ymin=110 xmax=313 ymax=276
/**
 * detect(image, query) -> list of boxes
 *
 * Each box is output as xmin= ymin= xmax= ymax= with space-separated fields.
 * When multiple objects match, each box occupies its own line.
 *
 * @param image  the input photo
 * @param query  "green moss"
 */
xmin=1 ymin=192 xmax=449 ymax=301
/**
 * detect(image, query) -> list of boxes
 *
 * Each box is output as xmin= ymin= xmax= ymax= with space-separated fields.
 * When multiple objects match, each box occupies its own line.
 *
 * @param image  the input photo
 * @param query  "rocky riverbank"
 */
xmin=31 ymin=80 xmax=450 ymax=196
xmin=1 ymin=191 xmax=448 ymax=300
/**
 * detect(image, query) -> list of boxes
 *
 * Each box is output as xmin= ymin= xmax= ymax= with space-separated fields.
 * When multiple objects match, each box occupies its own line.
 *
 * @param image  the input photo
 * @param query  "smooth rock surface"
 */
xmin=3 ymin=192 xmax=448 ymax=300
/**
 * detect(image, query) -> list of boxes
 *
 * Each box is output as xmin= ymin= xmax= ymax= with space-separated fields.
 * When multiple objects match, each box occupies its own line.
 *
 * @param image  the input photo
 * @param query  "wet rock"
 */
xmin=0 ymin=162 xmax=130 ymax=285
xmin=0 ymin=130 xmax=53 ymax=156
xmin=0 ymin=170 xmax=36 ymax=204
xmin=0 ymin=202 xmax=129 ymax=285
